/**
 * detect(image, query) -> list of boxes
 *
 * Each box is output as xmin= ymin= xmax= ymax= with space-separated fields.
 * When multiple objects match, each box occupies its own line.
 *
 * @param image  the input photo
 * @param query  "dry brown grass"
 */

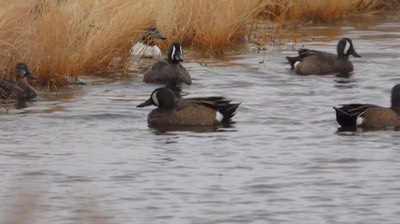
xmin=0 ymin=0 xmax=398 ymax=86
xmin=0 ymin=0 xmax=157 ymax=85
xmin=156 ymin=0 xmax=262 ymax=53
xmin=275 ymin=0 xmax=398 ymax=22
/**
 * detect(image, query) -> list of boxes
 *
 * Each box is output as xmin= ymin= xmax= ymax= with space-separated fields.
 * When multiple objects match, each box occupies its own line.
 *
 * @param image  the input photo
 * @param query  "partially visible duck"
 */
xmin=0 ymin=63 xmax=37 ymax=100
xmin=286 ymin=38 xmax=361 ymax=75
xmin=137 ymin=87 xmax=239 ymax=126
xmin=334 ymin=84 xmax=400 ymax=129
xmin=143 ymin=42 xmax=191 ymax=85
xmin=130 ymin=26 xmax=167 ymax=58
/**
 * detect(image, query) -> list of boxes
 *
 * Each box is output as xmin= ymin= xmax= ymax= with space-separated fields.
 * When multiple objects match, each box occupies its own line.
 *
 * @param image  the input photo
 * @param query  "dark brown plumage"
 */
xmin=143 ymin=42 xmax=192 ymax=85
xmin=286 ymin=38 xmax=361 ymax=75
xmin=0 ymin=63 xmax=37 ymax=101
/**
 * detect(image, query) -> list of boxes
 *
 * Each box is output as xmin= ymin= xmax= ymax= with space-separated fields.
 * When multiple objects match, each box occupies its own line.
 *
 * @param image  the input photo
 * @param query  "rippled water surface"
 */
xmin=1 ymin=13 xmax=400 ymax=224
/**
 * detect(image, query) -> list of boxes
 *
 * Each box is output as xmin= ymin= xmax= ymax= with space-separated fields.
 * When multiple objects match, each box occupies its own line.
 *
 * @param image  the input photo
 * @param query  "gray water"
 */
xmin=1 ymin=13 xmax=400 ymax=224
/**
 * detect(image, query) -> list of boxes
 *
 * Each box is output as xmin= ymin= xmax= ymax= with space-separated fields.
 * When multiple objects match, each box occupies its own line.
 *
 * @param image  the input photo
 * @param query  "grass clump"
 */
xmin=0 ymin=0 xmax=398 ymax=86
xmin=275 ymin=0 xmax=399 ymax=22
xmin=0 ymin=0 xmax=157 ymax=86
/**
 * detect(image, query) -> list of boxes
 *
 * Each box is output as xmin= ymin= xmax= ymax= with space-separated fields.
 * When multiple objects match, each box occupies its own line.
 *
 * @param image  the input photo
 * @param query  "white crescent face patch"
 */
xmin=152 ymin=91 xmax=159 ymax=106
xmin=343 ymin=40 xmax=351 ymax=55
xmin=170 ymin=45 xmax=176 ymax=60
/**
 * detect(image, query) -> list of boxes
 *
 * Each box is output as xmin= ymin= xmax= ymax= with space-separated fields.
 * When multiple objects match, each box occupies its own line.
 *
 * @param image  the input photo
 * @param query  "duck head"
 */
xmin=15 ymin=63 xmax=37 ymax=81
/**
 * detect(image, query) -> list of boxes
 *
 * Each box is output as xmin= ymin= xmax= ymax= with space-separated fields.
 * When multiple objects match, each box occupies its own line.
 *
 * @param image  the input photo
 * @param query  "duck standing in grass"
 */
xmin=137 ymin=87 xmax=239 ymax=126
xmin=130 ymin=26 xmax=167 ymax=59
xmin=143 ymin=42 xmax=192 ymax=86
xmin=0 ymin=63 xmax=37 ymax=101
xmin=334 ymin=84 xmax=400 ymax=129
xmin=286 ymin=38 xmax=361 ymax=75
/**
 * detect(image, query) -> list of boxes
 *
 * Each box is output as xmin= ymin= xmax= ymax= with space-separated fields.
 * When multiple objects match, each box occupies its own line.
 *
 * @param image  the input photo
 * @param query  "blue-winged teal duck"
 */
xmin=137 ymin=87 xmax=239 ymax=126
xmin=130 ymin=26 xmax=167 ymax=58
xmin=286 ymin=38 xmax=361 ymax=75
xmin=334 ymin=84 xmax=400 ymax=129
xmin=0 ymin=63 xmax=37 ymax=100
xmin=143 ymin=42 xmax=192 ymax=85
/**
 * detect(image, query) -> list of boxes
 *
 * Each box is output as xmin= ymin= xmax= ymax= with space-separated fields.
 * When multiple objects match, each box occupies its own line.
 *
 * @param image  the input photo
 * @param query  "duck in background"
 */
xmin=0 ymin=62 xmax=37 ymax=101
xmin=286 ymin=38 xmax=361 ymax=75
xmin=143 ymin=42 xmax=192 ymax=86
xmin=137 ymin=87 xmax=240 ymax=127
xmin=130 ymin=26 xmax=167 ymax=59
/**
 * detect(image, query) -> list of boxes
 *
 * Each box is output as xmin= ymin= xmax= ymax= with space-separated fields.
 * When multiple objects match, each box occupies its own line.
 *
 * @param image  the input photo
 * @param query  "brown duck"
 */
xmin=0 ymin=63 xmax=37 ymax=100
xmin=143 ymin=42 xmax=192 ymax=85
xmin=137 ymin=87 xmax=239 ymax=126
xmin=286 ymin=38 xmax=361 ymax=75
xmin=334 ymin=84 xmax=400 ymax=129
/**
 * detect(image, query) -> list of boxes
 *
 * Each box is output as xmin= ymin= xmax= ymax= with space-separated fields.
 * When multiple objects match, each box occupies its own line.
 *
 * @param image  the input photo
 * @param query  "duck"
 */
xmin=286 ymin=38 xmax=361 ymax=75
xmin=0 ymin=63 xmax=37 ymax=100
xmin=137 ymin=87 xmax=240 ymax=126
xmin=333 ymin=84 xmax=400 ymax=129
xmin=143 ymin=42 xmax=192 ymax=85
xmin=130 ymin=26 xmax=167 ymax=58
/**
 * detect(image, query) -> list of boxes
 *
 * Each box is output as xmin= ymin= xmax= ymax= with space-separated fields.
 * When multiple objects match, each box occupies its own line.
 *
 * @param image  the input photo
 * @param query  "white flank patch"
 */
xmin=215 ymin=111 xmax=223 ymax=122
xmin=294 ymin=61 xmax=301 ymax=69
xmin=131 ymin=42 xmax=161 ymax=58
xmin=147 ymin=46 xmax=161 ymax=57
xmin=171 ymin=45 xmax=176 ymax=60
xmin=343 ymin=40 xmax=351 ymax=55
xmin=356 ymin=115 xmax=364 ymax=126
xmin=152 ymin=92 xmax=159 ymax=106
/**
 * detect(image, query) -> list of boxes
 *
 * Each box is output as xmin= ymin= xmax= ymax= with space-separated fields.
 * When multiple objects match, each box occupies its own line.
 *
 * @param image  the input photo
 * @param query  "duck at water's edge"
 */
xmin=0 ymin=63 xmax=37 ymax=101
xmin=130 ymin=26 xmax=167 ymax=59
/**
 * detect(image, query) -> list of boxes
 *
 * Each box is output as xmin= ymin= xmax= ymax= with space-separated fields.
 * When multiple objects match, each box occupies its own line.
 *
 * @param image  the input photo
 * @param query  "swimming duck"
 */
xmin=286 ymin=38 xmax=361 ymax=75
xmin=143 ymin=42 xmax=191 ymax=85
xmin=0 ymin=63 xmax=37 ymax=100
xmin=130 ymin=26 xmax=167 ymax=58
xmin=137 ymin=87 xmax=239 ymax=126
xmin=334 ymin=84 xmax=400 ymax=129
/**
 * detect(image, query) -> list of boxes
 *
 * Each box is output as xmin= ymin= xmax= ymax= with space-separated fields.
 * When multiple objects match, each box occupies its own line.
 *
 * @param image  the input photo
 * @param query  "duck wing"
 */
xmin=185 ymin=96 xmax=240 ymax=122
xmin=0 ymin=80 xmax=23 ymax=99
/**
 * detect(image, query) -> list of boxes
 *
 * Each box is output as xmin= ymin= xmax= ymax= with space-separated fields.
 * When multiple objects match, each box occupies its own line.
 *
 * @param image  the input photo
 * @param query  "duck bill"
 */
xmin=174 ymin=53 xmax=183 ymax=62
xmin=137 ymin=98 xmax=153 ymax=108
xmin=350 ymin=49 xmax=361 ymax=58
xmin=152 ymin=31 xmax=167 ymax=40
xmin=25 ymin=70 xmax=38 ymax=80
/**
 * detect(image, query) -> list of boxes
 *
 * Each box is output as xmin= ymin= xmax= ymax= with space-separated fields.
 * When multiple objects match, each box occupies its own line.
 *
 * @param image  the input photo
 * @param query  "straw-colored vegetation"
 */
xmin=0 ymin=0 xmax=398 ymax=86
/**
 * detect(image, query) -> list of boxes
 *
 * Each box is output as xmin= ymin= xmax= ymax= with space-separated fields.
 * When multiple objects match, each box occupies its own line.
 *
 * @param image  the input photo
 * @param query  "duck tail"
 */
xmin=333 ymin=104 xmax=377 ymax=127
xmin=286 ymin=56 xmax=300 ymax=69
xmin=220 ymin=103 xmax=240 ymax=122
xmin=333 ymin=106 xmax=357 ymax=127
